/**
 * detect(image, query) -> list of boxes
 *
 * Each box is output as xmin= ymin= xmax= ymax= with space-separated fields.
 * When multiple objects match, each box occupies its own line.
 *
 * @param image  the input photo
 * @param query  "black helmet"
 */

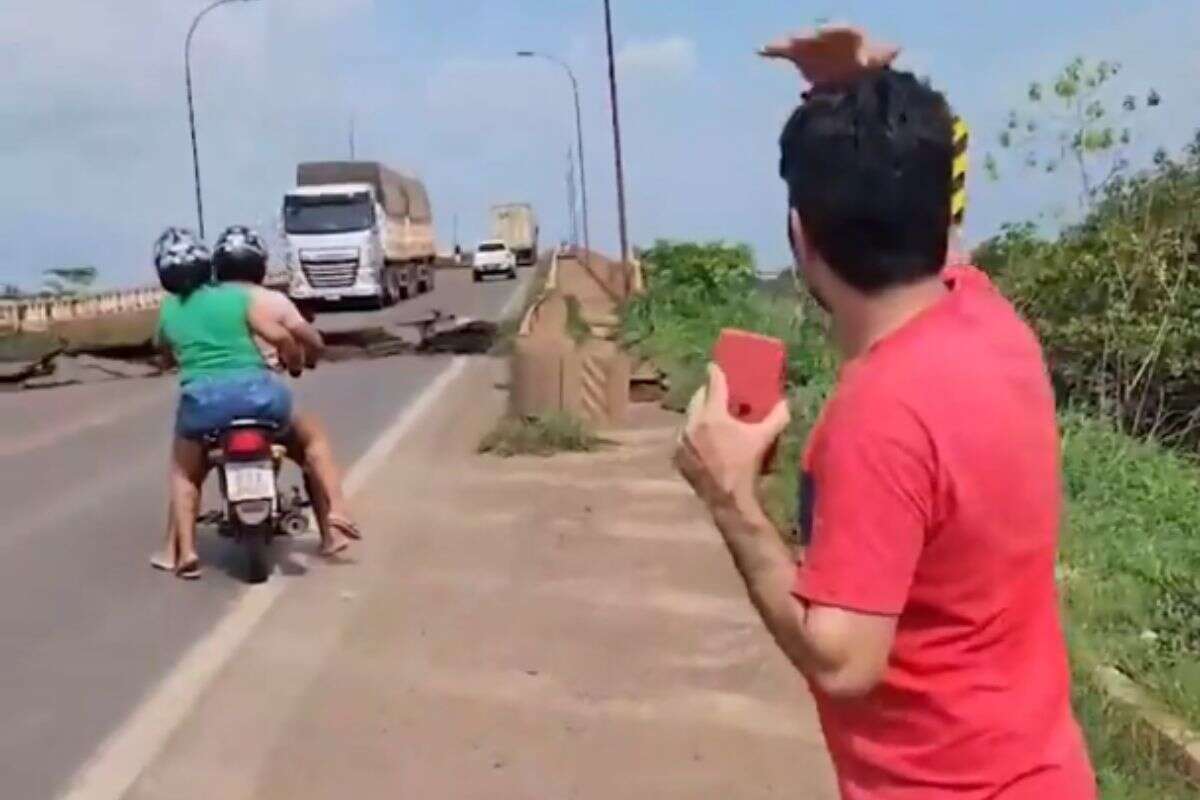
xmin=213 ymin=225 xmax=269 ymax=285
xmin=154 ymin=227 xmax=211 ymax=295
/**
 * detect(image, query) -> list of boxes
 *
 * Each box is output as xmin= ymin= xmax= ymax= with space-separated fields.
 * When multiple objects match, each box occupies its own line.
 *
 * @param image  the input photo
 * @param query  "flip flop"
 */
xmin=175 ymin=558 xmax=202 ymax=581
xmin=150 ymin=551 xmax=176 ymax=572
xmin=327 ymin=515 xmax=363 ymax=541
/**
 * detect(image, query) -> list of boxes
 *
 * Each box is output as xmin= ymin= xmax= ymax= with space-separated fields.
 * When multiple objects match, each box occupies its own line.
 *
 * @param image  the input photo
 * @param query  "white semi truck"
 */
xmin=489 ymin=203 xmax=539 ymax=267
xmin=284 ymin=161 xmax=436 ymax=310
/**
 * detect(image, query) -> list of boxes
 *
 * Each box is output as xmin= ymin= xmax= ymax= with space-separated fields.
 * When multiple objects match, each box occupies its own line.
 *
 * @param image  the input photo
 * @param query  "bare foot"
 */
xmin=319 ymin=532 xmax=351 ymax=558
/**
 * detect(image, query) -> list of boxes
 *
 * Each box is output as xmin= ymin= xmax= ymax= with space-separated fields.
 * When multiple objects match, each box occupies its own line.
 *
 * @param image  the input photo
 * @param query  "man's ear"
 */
xmin=788 ymin=210 xmax=804 ymax=258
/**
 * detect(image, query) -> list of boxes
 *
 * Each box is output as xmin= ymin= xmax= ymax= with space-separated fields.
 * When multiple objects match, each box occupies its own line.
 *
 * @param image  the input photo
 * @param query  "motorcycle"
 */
xmin=204 ymin=419 xmax=312 ymax=584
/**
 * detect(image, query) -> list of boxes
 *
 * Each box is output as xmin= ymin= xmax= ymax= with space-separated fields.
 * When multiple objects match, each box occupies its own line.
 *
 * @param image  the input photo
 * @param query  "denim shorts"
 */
xmin=175 ymin=371 xmax=293 ymax=441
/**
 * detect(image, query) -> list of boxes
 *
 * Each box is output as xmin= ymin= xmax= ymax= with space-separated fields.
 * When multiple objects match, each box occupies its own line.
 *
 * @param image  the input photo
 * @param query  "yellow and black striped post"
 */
xmin=951 ymin=117 xmax=969 ymax=228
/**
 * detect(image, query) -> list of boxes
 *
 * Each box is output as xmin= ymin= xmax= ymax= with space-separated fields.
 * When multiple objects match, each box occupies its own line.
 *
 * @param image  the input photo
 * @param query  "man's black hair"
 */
xmin=780 ymin=69 xmax=954 ymax=294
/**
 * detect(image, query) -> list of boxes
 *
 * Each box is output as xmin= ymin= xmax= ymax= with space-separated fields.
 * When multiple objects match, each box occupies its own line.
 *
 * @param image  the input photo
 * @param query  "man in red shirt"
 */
xmin=675 ymin=27 xmax=1096 ymax=800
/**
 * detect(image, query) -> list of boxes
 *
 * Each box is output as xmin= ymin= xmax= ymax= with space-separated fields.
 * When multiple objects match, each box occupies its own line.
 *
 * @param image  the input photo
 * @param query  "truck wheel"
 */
xmin=382 ymin=269 xmax=395 ymax=307
xmin=473 ymin=272 xmax=483 ymax=283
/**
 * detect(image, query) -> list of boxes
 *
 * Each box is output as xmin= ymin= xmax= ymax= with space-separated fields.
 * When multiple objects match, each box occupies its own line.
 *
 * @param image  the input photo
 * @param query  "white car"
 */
xmin=473 ymin=240 xmax=517 ymax=282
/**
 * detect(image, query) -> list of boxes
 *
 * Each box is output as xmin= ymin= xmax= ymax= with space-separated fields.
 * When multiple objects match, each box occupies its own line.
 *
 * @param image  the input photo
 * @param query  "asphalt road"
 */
xmin=0 ymin=267 xmax=531 ymax=799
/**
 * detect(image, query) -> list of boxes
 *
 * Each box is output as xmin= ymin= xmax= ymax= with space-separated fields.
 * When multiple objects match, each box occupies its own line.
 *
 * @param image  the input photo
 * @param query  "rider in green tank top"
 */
xmin=157 ymin=283 xmax=265 ymax=383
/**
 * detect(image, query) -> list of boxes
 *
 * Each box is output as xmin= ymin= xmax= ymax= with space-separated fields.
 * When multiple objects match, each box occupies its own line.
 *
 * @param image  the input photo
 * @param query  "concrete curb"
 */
xmin=1094 ymin=666 xmax=1200 ymax=786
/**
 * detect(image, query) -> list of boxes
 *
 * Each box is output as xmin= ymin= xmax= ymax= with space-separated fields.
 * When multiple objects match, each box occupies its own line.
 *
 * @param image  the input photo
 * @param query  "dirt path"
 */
xmin=125 ymin=359 xmax=835 ymax=799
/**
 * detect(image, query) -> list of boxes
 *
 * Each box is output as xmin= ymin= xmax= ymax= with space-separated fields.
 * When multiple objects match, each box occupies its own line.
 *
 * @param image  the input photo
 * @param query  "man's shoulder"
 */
xmin=240 ymin=283 xmax=298 ymax=314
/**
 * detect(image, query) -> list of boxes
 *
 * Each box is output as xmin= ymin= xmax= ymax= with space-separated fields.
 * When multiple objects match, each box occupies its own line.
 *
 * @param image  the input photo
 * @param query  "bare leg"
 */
xmin=289 ymin=411 xmax=357 ymax=555
xmin=150 ymin=511 xmax=178 ymax=572
xmin=153 ymin=454 xmax=209 ymax=572
xmin=171 ymin=438 xmax=207 ymax=577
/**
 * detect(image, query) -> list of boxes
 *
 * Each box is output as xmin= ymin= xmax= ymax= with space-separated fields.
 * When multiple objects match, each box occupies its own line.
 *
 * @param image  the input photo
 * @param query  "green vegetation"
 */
xmin=1061 ymin=416 xmax=1200 ymax=730
xmin=478 ymin=412 xmax=611 ymax=458
xmin=622 ymin=240 xmax=834 ymax=412
xmin=985 ymin=57 xmax=1161 ymax=208
xmin=979 ymin=136 xmax=1200 ymax=451
xmin=622 ymin=240 xmax=1200 ymax=794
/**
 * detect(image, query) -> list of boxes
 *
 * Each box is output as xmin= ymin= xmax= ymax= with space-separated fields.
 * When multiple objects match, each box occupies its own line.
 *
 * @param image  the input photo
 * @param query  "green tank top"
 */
xmin=158 ymin=284 xmax=266 ymax=384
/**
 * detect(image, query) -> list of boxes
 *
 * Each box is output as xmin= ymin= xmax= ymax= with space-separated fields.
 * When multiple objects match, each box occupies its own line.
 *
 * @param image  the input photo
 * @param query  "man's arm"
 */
xmin=255 ymin=287 xmax=324 ymax=367
xmin=677 ymin=415 xmax=896 ymax=699
xmin=247 ymin=298 xmax=304 ymax=376
xmin=281 ymin=314 xmax=324 ymax=368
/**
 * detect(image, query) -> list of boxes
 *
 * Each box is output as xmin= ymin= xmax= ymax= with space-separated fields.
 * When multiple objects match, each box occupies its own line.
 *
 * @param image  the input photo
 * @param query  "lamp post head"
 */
xmin=516 ymin=51 xmax=535 ymax=58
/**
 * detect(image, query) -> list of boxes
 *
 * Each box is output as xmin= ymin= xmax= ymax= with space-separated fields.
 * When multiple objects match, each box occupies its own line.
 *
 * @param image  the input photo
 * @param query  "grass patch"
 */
xmin=1060 ymin=415 xmax=1200 ymax=733
xmin=478 ymin=412 xmax=612 ymax=458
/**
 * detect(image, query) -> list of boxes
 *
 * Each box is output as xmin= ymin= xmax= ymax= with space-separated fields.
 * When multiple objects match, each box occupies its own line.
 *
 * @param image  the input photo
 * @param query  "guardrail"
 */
xmin=518 ymin=246 xmax=562 ymax=337
xmin=1 ymin=286 xmax=165 ymax=334
xmin=0 ymin=271 xmax=293 ymax=336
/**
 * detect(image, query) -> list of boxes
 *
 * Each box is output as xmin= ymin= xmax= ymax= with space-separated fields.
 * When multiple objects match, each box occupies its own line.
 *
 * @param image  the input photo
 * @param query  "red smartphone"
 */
xmin=712 ymin=329 xmax=787 ymax=472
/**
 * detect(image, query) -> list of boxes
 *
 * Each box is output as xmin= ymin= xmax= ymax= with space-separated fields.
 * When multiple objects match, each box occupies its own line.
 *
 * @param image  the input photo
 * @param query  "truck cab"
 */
xmin=283 ymin=183 xmax=393 ymax=308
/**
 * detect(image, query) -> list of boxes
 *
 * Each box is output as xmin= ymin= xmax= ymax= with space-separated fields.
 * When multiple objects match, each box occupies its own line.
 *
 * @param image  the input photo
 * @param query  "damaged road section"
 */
xmin=0 ymin=320 xmax=501 ymax=392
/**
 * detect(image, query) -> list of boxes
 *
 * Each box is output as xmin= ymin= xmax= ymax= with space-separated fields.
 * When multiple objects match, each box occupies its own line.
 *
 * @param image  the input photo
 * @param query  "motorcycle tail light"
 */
xmin=225 ymin=429 xmax=271 ymax=459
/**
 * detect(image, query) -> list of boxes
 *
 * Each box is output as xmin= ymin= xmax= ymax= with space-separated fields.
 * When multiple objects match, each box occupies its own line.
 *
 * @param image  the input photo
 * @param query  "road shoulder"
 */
xmin=124 ymin=357 xmax=836 ymax=800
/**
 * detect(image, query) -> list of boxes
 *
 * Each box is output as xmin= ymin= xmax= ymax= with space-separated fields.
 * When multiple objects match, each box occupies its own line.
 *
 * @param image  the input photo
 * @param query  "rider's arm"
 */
xmin=279 ymin=305 xmax=324 ymax=367
xmin=247 ymin=297 xmax=304 ymax=376
xmin=253 ymin=286 xmax=324 ymax=367
xmin=152 ymin=317 xmax=177 ymax=372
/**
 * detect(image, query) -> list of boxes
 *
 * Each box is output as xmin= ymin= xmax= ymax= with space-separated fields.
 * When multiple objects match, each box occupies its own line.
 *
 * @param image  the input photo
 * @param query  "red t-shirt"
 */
xmin=794 ymin=267 xmax=1095 ymax=800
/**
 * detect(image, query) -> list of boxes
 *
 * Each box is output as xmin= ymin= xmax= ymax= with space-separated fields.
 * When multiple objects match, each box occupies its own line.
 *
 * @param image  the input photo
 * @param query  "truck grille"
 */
xmin=301 ymin=260 xmax=358 ymax=289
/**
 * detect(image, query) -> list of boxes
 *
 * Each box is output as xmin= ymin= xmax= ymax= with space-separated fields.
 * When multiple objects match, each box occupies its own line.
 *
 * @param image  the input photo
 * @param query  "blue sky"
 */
xmin=2 ymin=1 xmax=1198 ymax=287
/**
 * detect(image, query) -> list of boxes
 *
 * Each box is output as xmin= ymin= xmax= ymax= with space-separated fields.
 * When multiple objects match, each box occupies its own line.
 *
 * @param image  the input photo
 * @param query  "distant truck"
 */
xmin=489 ymin=203 xmax=539 ymax=267
xmin=283 ymin=161 xmax=436 ymax=310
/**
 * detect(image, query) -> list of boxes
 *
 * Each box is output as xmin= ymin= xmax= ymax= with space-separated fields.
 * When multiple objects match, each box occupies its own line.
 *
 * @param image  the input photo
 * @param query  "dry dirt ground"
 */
xmin=125 ymin=359 xmax=836 ymax=800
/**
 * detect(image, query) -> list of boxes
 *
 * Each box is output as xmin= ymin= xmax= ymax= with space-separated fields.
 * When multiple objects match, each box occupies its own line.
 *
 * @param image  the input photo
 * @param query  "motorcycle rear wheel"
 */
xmin=243 ymin=525 xmax=272 ymax=584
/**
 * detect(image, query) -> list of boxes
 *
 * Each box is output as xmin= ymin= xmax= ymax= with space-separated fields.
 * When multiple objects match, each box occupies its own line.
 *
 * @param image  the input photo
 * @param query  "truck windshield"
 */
xmin=284 ymin=193 xmax=375 ymax=234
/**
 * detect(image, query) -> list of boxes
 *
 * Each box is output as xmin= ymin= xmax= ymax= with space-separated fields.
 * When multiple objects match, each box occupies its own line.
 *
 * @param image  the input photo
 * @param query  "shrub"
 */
xmin=978 ymin=132 xmax=1200 ymax=446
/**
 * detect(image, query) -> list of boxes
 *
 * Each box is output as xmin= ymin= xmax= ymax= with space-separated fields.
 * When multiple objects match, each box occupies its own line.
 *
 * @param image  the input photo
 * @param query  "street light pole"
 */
xmin=185 ymin=0 xmax=258 ymax=239
xmin=517 ymin=51 xmax=591 ymax=265
xmin=602 ymin=0 xmax=630 ymax=266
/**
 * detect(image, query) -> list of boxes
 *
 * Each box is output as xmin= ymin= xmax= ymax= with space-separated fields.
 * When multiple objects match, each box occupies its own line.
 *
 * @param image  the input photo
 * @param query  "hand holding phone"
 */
xmin=712 ymin=329 xmax=787 ymax=472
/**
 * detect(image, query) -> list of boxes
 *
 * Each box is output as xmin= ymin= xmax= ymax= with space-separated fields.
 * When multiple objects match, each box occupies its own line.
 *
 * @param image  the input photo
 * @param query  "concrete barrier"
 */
xmin=510 ymin=248 xmax=633 ymax=428
xmin=0 ymin=301 xmax=20 ymax=334
xmin=2 ymin=285 xmax=165 ymax=337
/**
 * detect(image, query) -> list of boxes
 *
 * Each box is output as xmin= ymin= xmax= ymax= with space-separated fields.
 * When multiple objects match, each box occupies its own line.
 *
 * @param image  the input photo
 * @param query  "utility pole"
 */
xmin=349 ymin=114 xmax=356 ymax=160
xmin=602 ymin=0 xmax=630 ymax=266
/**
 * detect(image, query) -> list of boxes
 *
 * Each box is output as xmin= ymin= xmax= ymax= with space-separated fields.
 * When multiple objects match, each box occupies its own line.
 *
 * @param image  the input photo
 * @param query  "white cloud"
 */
xmin=616 ymin=36 xmax=698 ymax=83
